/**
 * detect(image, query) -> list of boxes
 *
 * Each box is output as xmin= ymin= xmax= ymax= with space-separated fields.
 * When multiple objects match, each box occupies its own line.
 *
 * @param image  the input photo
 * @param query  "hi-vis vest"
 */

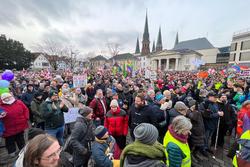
xmin=163 ymin=131 xmax=191 ymax=167
xmin=233 ymin=130 xmax=250 ymax=167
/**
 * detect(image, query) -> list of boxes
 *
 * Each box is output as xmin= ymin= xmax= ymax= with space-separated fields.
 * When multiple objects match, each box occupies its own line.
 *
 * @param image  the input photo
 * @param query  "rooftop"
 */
xmin=173 ymin=37 xmax=214 ymax=50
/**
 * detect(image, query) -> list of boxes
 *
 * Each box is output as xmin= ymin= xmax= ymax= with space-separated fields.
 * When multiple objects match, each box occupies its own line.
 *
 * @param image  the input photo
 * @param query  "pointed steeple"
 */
xmin=141 ymin=10 xmax=150 ymax=55
xmin=174 ymin=32 xmax=179 ymax=47
xmin=135 ymin=37 xmax=140 ymax=54
xmin=152 ymin=41 xmax=155 ymax=52
xmin=156 ymin=26 xmax=163 ymax=52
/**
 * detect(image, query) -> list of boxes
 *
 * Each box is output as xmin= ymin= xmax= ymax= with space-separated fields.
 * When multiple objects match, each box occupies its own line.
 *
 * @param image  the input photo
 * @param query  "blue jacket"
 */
xmin=91 ymin=138 xmax=113 ymax=167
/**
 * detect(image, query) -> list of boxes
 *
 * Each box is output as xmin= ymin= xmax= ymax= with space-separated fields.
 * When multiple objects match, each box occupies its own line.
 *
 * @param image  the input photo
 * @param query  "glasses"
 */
xmin=111 ymin=106 xmax=117 ymax=108
xmin=40 ymin=147 xmax=62 ymax=161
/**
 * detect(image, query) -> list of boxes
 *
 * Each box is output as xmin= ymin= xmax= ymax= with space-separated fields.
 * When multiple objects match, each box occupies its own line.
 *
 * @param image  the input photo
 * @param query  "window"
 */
xmin=229 ymin=53 xmax=236 ymax=61
xmin=241 ymin=40 xmax=250 ymax=50
xmin=42 ymin=62 xmax=49 ymax=66
xmin=239 ymin=52 xmax=250 ymax=61
xmin=231 ymin=43 xmax=237 ymax=51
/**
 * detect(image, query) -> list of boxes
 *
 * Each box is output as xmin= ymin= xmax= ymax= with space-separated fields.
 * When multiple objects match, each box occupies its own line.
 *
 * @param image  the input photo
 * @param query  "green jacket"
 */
xmin=120 ymin=140 xmax=166 ymax=167
xmin=41 ymin=98 xmax=68 ymax=129
xmin=30 ymin=99 xmax=44 ymax=124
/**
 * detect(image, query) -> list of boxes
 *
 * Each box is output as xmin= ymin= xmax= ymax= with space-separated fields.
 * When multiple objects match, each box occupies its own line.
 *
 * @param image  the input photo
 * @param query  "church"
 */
xmin=135 ymin=12 xmax=219 ymax=71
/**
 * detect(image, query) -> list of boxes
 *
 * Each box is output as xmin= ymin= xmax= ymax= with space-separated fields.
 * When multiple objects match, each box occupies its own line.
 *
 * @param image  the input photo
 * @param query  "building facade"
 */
xmin=89 ymin=55 xmax=108 ymax=69
xmin=229 ymin=29 xmax=250 ymax=66
xmin=31 ymin=53 xmax=50 ymax=69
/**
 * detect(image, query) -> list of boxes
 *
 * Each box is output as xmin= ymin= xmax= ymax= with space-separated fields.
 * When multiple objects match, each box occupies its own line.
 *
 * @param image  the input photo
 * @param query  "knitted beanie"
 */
xmin=133 ymin=123 xmax=158 ymax=145
xmin=95 ymin=126 xmax=108 ymax=139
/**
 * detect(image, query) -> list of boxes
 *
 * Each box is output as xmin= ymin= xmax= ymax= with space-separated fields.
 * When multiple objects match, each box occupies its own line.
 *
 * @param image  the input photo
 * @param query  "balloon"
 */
xmin=0 ymin=88 xmax=9 ymax=95
xmin=1 ymin=70 xmax=14 ymax=81
xmin=0 ymin=80 xmax=10 ymax=88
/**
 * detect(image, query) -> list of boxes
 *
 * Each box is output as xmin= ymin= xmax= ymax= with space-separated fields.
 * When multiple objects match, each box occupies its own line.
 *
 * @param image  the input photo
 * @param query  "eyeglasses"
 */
xmin=40 ymin=147 xmax=62 ymax=161
xmin=111 ymin=106 xmax=117 ymax=108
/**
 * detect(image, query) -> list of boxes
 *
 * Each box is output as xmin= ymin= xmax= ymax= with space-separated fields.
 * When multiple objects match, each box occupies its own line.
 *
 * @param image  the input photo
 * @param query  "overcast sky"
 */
xmin=0 ymin=0 xmax=250 ymax=58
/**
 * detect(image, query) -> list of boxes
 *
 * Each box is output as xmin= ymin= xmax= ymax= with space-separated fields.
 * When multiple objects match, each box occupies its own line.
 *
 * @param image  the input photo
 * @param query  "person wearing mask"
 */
xmin=89 ymin=89 xmax=107 ymax=126
xmin=0 ymin=93 xmax=29 ymax=157
xmin=23 ymin=134 xmax=62 ymax=167
xmin=163 ymin=116 xmax=192 ymax=167
xmin=105 ymin=99 xmax=128 ymax=157
xmin=41 ymin=91 xmax=68 ymax=146
xmin=128 ymin=93 xmax=157 ymax=140
xmin=199 ymin=92 xmax=224 ymax=154
xmin=120 ymin=123 xmax=166 ymax=167
xmin=71 ymin=106 xmax=95 ymax=167
xmin=30 ymin=92 xmax=45 ymax=130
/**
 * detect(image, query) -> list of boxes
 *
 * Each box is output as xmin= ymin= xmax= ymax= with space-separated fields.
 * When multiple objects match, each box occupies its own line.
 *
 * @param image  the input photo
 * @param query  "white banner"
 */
xmin=64 ymin=108 xmax=80 ymax=124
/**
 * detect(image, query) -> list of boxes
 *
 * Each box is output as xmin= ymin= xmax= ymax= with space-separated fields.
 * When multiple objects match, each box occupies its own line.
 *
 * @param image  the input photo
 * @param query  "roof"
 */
xmin=110 ymin=53 xmax=138 ymax=60
xmin=173 ymin=37 xmax=214 ymax=50
xmin=218 ymin=46 xmax=230 ymax=53
xmin=90 ymin=55 xmax=107 ymax=61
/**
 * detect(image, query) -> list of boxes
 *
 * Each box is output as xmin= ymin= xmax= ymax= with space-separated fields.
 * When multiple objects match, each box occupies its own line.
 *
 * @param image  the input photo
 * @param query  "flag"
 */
xmin=123 ymin=63 xmax=127 ymax=77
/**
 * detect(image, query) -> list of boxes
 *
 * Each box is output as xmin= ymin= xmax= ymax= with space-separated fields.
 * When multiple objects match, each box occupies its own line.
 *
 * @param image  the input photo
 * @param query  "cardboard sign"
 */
xmin=73 ymin=74 xmax=87 ymax=88
xmin=64 ymin=108 xmax=80 ymax=124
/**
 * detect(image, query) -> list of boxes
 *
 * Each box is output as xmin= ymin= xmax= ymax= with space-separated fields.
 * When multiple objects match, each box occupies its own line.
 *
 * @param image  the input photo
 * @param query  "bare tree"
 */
xmin=106 ymin=42 xmax=122 ymax=57
xmin=33 ymin=39 xmax=80 ymax=70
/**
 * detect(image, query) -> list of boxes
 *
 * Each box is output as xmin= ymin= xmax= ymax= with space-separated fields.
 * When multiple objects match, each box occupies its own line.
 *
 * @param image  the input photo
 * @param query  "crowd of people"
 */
xmin=0 ymin=68 xmax=250 ymax=167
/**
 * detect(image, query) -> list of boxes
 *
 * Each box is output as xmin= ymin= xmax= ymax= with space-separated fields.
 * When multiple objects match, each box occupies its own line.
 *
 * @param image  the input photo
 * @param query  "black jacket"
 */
xmin=129 ymin=104 xmax=157 ymax=138
xmin=71 ymin=117 xmax=95 ymax=166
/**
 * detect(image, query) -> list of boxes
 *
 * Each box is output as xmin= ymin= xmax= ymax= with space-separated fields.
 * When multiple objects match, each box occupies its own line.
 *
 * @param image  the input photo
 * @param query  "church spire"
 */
xmin=174 ymin=32 xmax=179 ymax=47
xmin=156 ymin=26 xmax=163 ymax=52
xmin=135 ymin=37 xmax=140 ymax=54
xmin=152 ymin=40 xmax=155 ymax=52
xmin=141 ymin=10 xmax=150 ymax=55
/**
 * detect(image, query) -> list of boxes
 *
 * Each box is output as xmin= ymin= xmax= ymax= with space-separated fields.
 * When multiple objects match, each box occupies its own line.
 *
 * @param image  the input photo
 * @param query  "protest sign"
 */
xmin=64 ymin=108 xmax=80 ymax=124
xmin=73 ymin=74 xmax=87 ymax=88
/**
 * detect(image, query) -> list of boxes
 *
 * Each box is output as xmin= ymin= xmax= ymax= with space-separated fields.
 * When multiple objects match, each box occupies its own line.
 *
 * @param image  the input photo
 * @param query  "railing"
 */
xmin=233 ymin=28 xmax=250 ymax=36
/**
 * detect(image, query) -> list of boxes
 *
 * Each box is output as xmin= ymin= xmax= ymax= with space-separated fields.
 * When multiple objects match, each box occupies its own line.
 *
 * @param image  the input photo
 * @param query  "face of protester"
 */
xmin=38 ymin=141 xmax=61 ymax=167
xmin=220 ymin=95 xmax=227 ymax=103
xmin=50 ymin=81 xmax=57 ymax=88
xmin=96 ymin=90 xmax=103 ymax=99
xmin=51 ymin=94 xmax=59 ymax=101
xmin=237 ymin=79 xmax=245 ymax=87
xmin=208 ymin=96 xmax=216 ymax=102
xmin=182 ymin=129 xmax=191 ymax=136
xmin=86 ymin=111 xmax=93 ymax=120
xmin=28 ymin=85 xmax=34 ymax=92
xmin=135 ymin=97 xmax=144 ymax=108
xmin=149 ymin=92 xmax=155 ymax=100
xmin=111 ymin=105 xmax=118 ymax=112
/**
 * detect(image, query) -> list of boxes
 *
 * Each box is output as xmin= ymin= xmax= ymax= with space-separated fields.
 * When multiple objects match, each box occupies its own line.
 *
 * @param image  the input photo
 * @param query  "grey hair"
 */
xmin=172 ymin=116 xmax=192 ymax=135
xmin=242 ymin=100 xmax=250 ymax=107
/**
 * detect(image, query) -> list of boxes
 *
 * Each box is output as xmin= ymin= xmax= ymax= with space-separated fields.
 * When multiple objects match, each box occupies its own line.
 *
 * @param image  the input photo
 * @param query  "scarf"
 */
xmin=168 ymin=125 xmax=188 ymax=143
xmin=120 ymin=140 xmax=166 ymax=167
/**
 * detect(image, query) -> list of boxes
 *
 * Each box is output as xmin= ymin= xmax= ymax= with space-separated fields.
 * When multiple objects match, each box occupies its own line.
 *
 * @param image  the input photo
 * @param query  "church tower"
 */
xmin=156 ymin=27 xmax=163 ymax=52
xmin=135 ymin=37 xmax=140 ymax=54
xmin=141 ymin=11 xmax=150 ymax=55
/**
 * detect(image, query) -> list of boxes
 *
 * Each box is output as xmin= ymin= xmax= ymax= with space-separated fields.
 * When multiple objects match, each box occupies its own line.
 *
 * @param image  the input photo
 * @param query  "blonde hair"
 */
xmin=172 ymin=116 xmax=192 ymax=135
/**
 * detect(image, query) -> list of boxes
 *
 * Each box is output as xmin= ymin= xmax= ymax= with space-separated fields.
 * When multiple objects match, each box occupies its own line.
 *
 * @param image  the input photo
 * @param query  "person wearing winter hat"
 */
xmin=41 ymin=90 xmax=68 ymax=146
xmin=120 ymin=123 xmax=166 ymax=167
xmin=70 ymin=106 xmax=95 ymax=167
xmin=30 ymin=91 xmax=45 ymax=129
xmin=0 ymin=92 xmax=29 ymax=157
xmin=168 ymin=101 xmax=188 ymax=124
xmin=163 ymin=116 xmax=192 ymax=167
xmin=92 ymin=125 xmax=115 ymax=167
xmin=105 ymin=99 xmax=128 ymax=158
